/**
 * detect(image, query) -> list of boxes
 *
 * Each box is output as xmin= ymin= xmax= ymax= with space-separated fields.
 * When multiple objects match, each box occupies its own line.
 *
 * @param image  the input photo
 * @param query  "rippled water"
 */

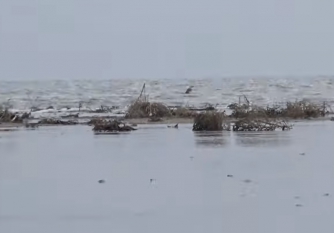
xmin=1 ymin=121 xmax=334 ymax=233
xmin=1 ymin=77 xmax=334 ymax=113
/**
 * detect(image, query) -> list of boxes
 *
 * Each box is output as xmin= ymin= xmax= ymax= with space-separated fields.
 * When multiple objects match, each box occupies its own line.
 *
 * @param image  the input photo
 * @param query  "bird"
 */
xmin=185 ymin=86 xmax=194 ymax=94
xmin=167 ymin=123 xmax=178 ymax=128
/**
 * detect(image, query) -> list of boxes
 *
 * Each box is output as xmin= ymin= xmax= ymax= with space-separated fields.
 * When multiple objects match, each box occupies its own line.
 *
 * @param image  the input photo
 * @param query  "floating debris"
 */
xmin=324 ymin=193 xmax=330 ymax=197
xmin=38 ymin=118 xmax=78 ymax=125
xmin=227 ymin=175 xmax=233 ymax=178
xmin=92 ymin=119 xmax=137 ymax=133
xmin=232 ymin=118 xmax=292 ymax=131
xmin=98 ymin=180 xmax=105 ymax=184
xmin=299 ymin=152 xmax=305 ymax=156
xmin=295 ymin=204 xmax=303 ymax=207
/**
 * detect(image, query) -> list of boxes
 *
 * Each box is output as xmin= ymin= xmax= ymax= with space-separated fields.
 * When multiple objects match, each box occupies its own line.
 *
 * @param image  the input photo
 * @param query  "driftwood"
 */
xmin=38 ymin=118 xmax=78 ymax=125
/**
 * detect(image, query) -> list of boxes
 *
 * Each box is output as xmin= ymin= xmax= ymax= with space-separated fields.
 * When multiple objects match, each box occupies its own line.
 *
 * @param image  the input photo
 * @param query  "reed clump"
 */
xmin=231 ymin=100 xmax=326 ymax=119
xmin=125 ymin=101 xmax=171 ymax=118
xmin=193 ymin=111 xmax=224 ymax=131
xmin=0 ymin=109 xmax=25 ymax=123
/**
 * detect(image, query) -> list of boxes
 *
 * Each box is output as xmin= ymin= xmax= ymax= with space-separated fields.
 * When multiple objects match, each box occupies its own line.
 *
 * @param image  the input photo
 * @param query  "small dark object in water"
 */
xmin=299 ymin=152 xmax=305 ymax=156
xmin=150 ymin=179 xmax=156 ymax=183
xmin=227 ymin=175 xmax=233 ymax=178
xmin=25 ymin=123 xmax=39 ymax=128
xmin=46 ymin=106 xmax=54 ymax=110
xmin=294 ymin=196 xmax=300 ymax=199
xmin=62 ymin=113 xmax=79 ymax=118
xmin=190 ymin=156 xmax=194 ymax=160
xmin=324 ymin=193 xmax=330 ymax=197
xmin=295 ymin=204 xmax=303 ymax=207
xmin=330 ymin=117 xmax=334 ymax=121
xmin=98 ymin=180 xmax=105 ymax=184
xmin=167 ymin=123 xmax=178 ymax=128
xmin=243 ymin=179 xmax=252 ymax=183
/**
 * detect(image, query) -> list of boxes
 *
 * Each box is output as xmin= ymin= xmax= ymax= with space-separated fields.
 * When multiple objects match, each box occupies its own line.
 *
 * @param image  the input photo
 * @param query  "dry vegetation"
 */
xmin=125 ymin=101 xmax=171 ymax=118
xmin=193 ymin=112 xmax=224 ymax=131
xmin=230 ymin=100 xmax=327 ymax=119
xmin=92 ymin=119 xmax=137 ymax=132
xmin=38 ymin=118 xmax=78 ymax=125
xmin=171 ymin=107 xmax=198 ymax=118
xmin=232 ymin=118 xmax=292 ymax=131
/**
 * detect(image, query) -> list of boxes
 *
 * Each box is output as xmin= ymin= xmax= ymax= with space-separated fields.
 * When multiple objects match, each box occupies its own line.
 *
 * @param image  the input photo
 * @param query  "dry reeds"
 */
xmin=0 ymin=110 xmax=23 ymax=123
xmin=231 ymin=100 xmax=326 ymax=119
xmin=193 ymin=111 xmax=224 ymax=131
xmin=125 ymin=101 xmax=171 ymax=118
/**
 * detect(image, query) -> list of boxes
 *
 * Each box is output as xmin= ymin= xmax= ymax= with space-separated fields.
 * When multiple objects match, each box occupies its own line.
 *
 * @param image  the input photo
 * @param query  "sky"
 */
xmin=0 ymin=0 xmax=333 ymax=80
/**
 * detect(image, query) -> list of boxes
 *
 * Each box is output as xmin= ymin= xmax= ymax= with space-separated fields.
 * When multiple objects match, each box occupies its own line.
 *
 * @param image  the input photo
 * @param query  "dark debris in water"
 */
xmin=92 ymin=119 xmax=137 ymax=133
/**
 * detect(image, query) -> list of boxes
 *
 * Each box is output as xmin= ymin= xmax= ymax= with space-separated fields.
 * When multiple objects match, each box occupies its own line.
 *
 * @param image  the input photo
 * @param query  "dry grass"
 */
xmin=125 ymin=101 xmax=171 ymax=118
xmin=0 ymin=110 xmax=23 ymax=123
xmin=193 ymin=111 xmax=224 ymax=131
xmin=231 ymin=101 xmax=326 ymax=119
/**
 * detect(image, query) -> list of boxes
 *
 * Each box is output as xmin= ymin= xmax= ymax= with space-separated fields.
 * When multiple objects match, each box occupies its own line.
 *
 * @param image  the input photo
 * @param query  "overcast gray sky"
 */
xmin=0 ymin=0 xmax=333 ymax=80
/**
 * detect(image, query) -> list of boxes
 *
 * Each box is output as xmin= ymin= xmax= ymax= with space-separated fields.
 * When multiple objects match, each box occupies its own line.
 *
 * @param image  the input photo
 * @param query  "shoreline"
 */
xmin=0 ymin=116 xmax=333 ymax=129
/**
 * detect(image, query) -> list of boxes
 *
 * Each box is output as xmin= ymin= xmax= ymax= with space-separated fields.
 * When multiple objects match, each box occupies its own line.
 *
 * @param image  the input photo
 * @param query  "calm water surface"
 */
xmin=1 ymin=121 xmax=334 ymax=233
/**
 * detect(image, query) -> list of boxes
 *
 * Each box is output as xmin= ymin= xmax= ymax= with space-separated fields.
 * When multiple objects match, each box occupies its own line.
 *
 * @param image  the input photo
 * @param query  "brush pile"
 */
xmin=0 ymin=109 xmax=29 ymax=123
xmin=193 ymin=111 xmax=224 ymax=131
xmin=92 ymin=119 xmax=137 ymax=132
xmin=232 ymin=118 xmax=292 ymax=131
